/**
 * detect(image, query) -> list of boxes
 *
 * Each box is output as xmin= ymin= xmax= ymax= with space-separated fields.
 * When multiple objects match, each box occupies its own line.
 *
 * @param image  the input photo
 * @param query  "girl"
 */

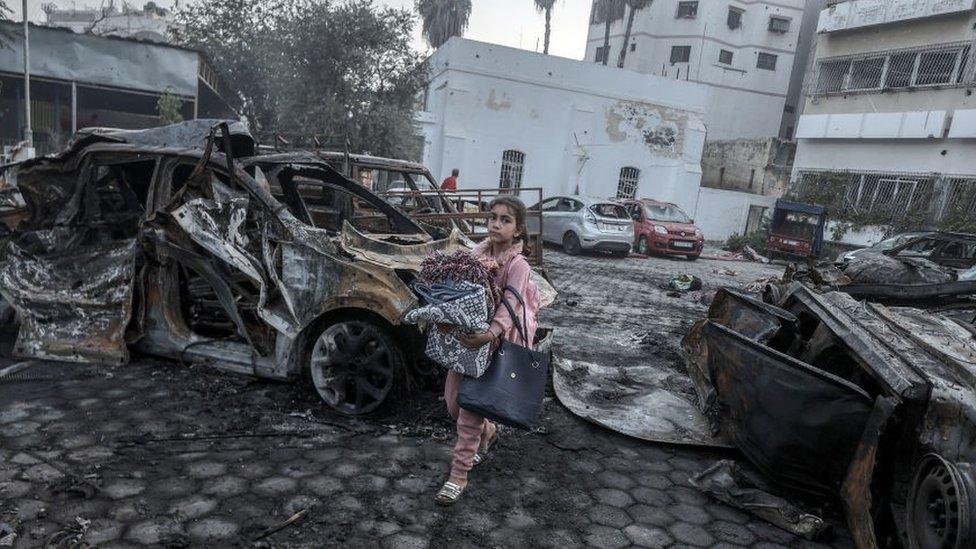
xmin=435 ymin=196 xmax=541 ymax=505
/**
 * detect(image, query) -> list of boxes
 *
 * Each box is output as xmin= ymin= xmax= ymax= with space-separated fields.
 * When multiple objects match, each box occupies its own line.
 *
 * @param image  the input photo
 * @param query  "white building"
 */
xmin=583 ymin=0 xmax=809 ymax=140
xmin=793 ymin=0 xmax=976 ymax=245
xmin=416 ymin=38 xmax=709 ymax=218
xmin=43 ymin=2 xmax=173 ymax=43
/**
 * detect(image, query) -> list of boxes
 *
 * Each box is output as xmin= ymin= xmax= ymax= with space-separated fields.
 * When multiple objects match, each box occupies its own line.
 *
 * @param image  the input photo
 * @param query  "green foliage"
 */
xmin=156 ymin=90 xmax=184 ymax=125
xmin=533 ymin=0 xmax=556 ymax=54
xmin=173 ymin=0 xmax=425 ymax=158
xmin=415 ymin=0 xmax=472 ymax=49
xmin=726 ymin=231 xmax=767 ymax=254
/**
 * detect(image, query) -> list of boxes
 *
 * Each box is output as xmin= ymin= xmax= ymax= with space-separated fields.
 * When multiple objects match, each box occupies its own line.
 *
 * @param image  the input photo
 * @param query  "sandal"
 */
xmin=435 ymin=480 xmax=465 ymax=505
xmin=472 ymin=422 xmax=500 ymax=467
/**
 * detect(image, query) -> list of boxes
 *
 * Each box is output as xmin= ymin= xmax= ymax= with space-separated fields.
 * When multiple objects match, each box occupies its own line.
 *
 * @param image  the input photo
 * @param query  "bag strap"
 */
xmin=499 ymin=285 xmax=530 ymax=346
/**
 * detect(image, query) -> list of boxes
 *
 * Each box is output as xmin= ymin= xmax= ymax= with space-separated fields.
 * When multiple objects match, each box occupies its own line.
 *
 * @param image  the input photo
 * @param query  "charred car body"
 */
xmin=683 ymin=285 xmax=976 ymax=548
xmin=0 ymin=121 xmax=552 ymax=415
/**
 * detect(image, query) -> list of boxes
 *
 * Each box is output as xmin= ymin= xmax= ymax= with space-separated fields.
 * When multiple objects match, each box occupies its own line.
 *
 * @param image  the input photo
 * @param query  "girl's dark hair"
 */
xmin=489 ymin=195 xmax=532 ymax=257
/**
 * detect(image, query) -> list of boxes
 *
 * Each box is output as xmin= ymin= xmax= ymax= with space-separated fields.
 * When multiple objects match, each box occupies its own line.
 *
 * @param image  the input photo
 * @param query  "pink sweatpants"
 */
xmin=443 ymin=371 xmax=490 ymax=480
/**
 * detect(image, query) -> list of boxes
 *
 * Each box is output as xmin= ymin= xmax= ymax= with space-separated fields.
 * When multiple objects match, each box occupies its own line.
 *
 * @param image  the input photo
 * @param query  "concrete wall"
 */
xmin=417 ymin=39 xmax=708 ymax=214
xmin=693 ymin=187 xmax=778 ymax=241
xmin=701 ymin=138 xmax=795 ymax=196
xmin=584 ymin=0 xmax=807 ymax=140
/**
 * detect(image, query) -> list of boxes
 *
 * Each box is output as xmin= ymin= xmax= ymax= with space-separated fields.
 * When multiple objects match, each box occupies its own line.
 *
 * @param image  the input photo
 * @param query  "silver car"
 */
xmin=531 ymin=196 xmax=634 ymax=257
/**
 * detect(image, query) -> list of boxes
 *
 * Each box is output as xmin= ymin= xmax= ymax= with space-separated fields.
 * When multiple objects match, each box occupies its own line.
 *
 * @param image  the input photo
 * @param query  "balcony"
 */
xmin=817 ymin=0 xmax=976 ymax=34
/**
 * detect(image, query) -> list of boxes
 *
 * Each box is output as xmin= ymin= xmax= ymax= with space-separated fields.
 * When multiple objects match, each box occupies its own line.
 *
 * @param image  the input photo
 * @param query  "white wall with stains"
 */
xmin=417 ymin=38 xmax=709 ymax=215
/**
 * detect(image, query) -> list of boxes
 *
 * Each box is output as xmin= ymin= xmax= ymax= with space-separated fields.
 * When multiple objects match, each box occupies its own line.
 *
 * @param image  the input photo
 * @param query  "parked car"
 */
xmin=621 ymin=199 xmax=704 ymax=260
xmin=531 ymin=196 xmax=633 ymax=257
xmin=836 ymin=231 xmax=932 ymax=265
xmin=766 ymin=199 xmax=828 ymax=259
xmin=0 ymin=121 xmax=555 ymax=416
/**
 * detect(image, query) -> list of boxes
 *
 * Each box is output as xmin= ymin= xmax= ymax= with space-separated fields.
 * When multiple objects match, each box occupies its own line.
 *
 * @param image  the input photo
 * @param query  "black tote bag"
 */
xmin=457 ymin=286 xmax=549 ymax=430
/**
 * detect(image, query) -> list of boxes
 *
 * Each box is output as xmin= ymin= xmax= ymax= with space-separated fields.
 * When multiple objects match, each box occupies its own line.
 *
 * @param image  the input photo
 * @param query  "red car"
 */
xmin=622 ymin=199 xmax=704 ymax=260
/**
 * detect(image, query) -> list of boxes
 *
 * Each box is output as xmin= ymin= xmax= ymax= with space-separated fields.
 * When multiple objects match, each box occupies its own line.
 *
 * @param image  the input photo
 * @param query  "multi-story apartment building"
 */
xmin=793 ymin=0 xmax=976 ymax=244
xmin=584 ymin=0 xmax=811 ymax=140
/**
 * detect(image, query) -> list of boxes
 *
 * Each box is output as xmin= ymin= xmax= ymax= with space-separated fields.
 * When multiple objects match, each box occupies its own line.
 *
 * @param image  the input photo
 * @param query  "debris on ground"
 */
xmin=0 ymin=523 xmax=15 ymax=547
xmin=701 ymin=245 xmax=771 ymax=264
xmin=690 ymin=460 xmax=831 ymax=541
xmin=668 ymin=274 xmax=703 ymax=292
xmin=715 ymin=267 xmax=738 ymax=277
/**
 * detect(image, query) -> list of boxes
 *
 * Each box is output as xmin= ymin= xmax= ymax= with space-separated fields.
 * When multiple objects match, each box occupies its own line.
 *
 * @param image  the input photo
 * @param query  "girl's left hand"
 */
xmin=458 ymin=331 xmax=493 ymax=350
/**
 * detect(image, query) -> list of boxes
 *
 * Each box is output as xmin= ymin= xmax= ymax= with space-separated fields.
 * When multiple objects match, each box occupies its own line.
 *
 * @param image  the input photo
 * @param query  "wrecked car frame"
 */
xmin=0 ymin=122 xmax=555 ymax=415
xmin=683 ymin=285 xmax=976 ymax=548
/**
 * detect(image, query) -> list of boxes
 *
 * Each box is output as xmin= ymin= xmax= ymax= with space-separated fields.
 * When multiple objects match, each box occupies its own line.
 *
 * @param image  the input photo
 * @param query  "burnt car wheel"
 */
xmin=563 ymin=232 xmax=581 ymax=256
xmin=308 ymin=320 xmax=402 ymax=415
xmin=908 ymin=454 xmax=975 ymax=549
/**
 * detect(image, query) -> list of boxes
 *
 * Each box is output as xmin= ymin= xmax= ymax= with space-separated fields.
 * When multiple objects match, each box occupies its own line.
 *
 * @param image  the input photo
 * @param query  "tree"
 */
xmin=597 ymin=0 xmax=624 ymax=66
xmin=533 ymin=0 xmax=556 ymax=55
xmin=173 ymin=0 xmax=425 ymax=158
xmin=156 ymin=89 xmax=184 ymax=125
xmin=617 ymin=0 xmax=651 ymax=68
xmin=415 ymin=0 xmax=471 ymax=49
xmin=0 ymin=1 xmax=12 ymax=48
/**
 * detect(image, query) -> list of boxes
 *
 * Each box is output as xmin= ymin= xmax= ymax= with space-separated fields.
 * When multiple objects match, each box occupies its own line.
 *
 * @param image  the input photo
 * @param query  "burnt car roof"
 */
xmin=312 ymin=151 xmax=430 ymax=173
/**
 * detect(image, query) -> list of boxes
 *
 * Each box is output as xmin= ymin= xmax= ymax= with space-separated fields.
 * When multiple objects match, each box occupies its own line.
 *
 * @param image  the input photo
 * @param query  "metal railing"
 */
xmin=808 ymin=41 xmax=974 ymax=96
xmin=376 ymin=187 xmax=545 ymax=265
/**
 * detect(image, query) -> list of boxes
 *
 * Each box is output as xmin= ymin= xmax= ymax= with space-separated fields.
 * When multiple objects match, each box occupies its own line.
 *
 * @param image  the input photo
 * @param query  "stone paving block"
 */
xmin=21 ymin=463 xmax=64 ymax=483
xmin=671 ymin=502 xmax=713 ymax=525
xmin=331 ymin=461 xmax=363 ymax=479
xmin=283 ymin=494 xmax=320 ymax=516
xmin=457 ymin=509 xmax=498 ymax=535
xmin=125 ymin=518 xmax=185 ymax=545
xmin=356 ymin=519 xmax=402 ymax=537
xmin=711 ymin=520 xmax=758 ymax=545
xmin=587 ymin=503 xmax=632 ymax=529
xmin=626 ymin=504 xmax=674 ymax=528
xmin=503 ymin=508 xmax=538 ymax=529
xmin=670 ymin=521 xmax=716 ymax=547
xmin=59 ymin=434 xmax=95 ymax=450
xmin=596 ymin=470 xmax=636 ymax=491
xmin=14 ymin=499 xmax=46 ymax=520
xmin=623 ymin=524 xmax=673 ymax=548
xmin=382 ymin=533 xmax=429 ymax=549
xmin=201 ymin=476 xmax=248 ymax=498
xmin=706 ymin=502 xmax=751 ymax=525
xmin=250 ymin=475 xmax=296 ymax=497
xmin=236 ymin=461 xmax=272 ymax=479
xmin=630 ymin=486 xmax=671 ymax=506
xmin=0 ymin=406 xmax=30 ymax=424
xmin=670 ymin=485 xmax=710 ymax=505
xmin=188 ymin=517 xmax=240 ymax=541
xmin=530 ymin=528 xmax=582 ymax=549
xmin=168 ymin=494 xmax=218 ymax=520
xmin=394 ymin=476 xmax=429 ymax=495
xmin=280 ymin=460 xmax=320 ymax=479
xmin=487 ymin=527 xmax=527 ymax=547
xmin=584 ymin=524 xmax=631 ymax=549
xmin=152 ymin=477 xmax=197 ymax=498
xmin=603 ymin=456 xmax=639 ymax=473
xmin=347 ymin=473 xmax=389 ymax=492
xmin=592 ymin=488 xmax=635 ymax=508
xmin=103 ymin=479 xmax=147 ymax=500
xmin=10 ymin=452 xmax=40 ymax=465
xmin=747 ymin=521 xmax=798 ymax=545
xmin=66 ymin=446 xmax=114 ymax=462
xmin=306 ymin=475 xmax=343 ymax=497
xmin=83 ymin=519 xmax=125 ymax=545
xmin=186 ymin=461 xmax=227 ymax=479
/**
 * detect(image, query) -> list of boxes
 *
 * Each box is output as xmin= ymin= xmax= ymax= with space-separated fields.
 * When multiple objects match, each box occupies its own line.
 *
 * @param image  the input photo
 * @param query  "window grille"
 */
xmin=617 ymin=167 xmax=640 ymax=199
xmin=792 ymin=170 xmax=935 ymax=220
xmin=769 ymin=16 xmax=790 ymax=33
xmin=811 ymin=42 xmax=973 ymax=96
xmin=757 ymin=52 xmax=778 ymax=70
xmin=595 ymin=46 xmax=609 ymax=63
xmin=499 ymin=150 xmax=525 ymax=190
xmin=671 ymin=46 xmax=692 ymax=63
xmin=719 ymin=49 xmax=734 ymax=65
xmin=727 ymin=7 xmax=743 ymax=29
xmin=677 ymin=1 xmax=698 ymax=19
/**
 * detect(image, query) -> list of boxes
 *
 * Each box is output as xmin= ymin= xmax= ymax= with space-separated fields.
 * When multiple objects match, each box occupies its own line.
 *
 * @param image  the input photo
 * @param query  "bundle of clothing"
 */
xmin=404 ymin=250 xmax=500 ymax=378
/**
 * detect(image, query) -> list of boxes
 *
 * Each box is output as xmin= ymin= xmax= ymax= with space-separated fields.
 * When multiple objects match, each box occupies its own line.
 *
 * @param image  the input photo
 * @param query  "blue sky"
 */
xmin=18 ymin=0 xmax=591 ymax=60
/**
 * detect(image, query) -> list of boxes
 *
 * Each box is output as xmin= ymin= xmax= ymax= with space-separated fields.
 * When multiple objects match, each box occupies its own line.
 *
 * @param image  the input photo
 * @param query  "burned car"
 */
xmin=683 ymin=285 xmax=976 ymax=548
xmin=0 ymin=121 xmax=553 ymax=415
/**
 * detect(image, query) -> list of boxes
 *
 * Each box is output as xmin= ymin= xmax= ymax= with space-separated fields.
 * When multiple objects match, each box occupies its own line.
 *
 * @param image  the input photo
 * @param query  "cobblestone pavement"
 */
xmin=0 ymin=251 xmax=854 ymax=548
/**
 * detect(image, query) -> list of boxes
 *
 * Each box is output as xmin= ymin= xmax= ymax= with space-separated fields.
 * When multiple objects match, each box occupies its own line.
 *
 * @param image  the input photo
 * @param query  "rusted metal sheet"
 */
xmin=0 ymin=239 xmax=137 ymax=365
xmin=840 ymin=396 xmax=897 ymax=549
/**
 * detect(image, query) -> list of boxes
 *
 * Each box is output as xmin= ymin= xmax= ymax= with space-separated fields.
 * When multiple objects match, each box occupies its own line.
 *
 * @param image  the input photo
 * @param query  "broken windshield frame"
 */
xmin=646 ymin=203 xmax=692 ymax=224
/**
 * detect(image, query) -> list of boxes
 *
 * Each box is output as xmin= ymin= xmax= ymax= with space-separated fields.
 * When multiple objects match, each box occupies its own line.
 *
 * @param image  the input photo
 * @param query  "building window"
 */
xmin=630 ymin=42 xmax=637 ymax=52
xmin=727 ymin=7 xmax=743 ymax=29
xmin=812 ymin=42 xmax=973 ymax=95
xmin=768 ymin=16 xmax=791 ymax=33
xmin=757 ymin=52 xmax=778 ymax=70
xmin=719 ymin=49 xmax=734 ymax=65
xmin=617 ymin=167 xmax=640 ymax=199
xmin=671 ymin=45 xmax=692 ymax=64
xmin=676 ymin=1 xmax=698 ymax=19
xmin=595 ymin=45 xmax=609 ymax=63
xmin=499 ymin=150 xmax=525 ymax=190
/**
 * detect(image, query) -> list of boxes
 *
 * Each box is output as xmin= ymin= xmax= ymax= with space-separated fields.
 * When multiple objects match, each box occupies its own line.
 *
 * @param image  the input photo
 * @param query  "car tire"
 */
xmin=306 ymin=319 xmax=404 ymax=415
xmin=637 ymin=236 xmax=650 ymax=257
xmin=686 ymin=254 xmax=699 ymax=261
xmin=562 ymin=232 xmax=581 ymax=256
xmin=907 ymin=454 xmax=975 ymax=549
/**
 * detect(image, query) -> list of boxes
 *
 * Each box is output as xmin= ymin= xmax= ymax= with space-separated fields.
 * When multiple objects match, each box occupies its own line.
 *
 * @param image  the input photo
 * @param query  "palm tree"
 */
xmin=598 ymin=0 xmax=624 ymax=66
xmin=534 ymin=0 xmax=557 ymax=54
xmin=416 ymin=0 xmax=473 ymax=49
xmin=618 ymin=0 xmax=652 ymax=68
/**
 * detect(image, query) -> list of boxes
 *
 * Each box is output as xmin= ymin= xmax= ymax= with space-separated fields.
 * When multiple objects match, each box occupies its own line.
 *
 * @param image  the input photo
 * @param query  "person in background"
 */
xmin=441 ymin=168 xmax=459 ymax=191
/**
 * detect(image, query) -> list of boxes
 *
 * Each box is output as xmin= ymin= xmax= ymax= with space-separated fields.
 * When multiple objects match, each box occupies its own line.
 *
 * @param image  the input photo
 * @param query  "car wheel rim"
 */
xmin=909 ymin=454 xmax=974 ymax=549
xmin=309 ymin=321 xmax=394 ymax=415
